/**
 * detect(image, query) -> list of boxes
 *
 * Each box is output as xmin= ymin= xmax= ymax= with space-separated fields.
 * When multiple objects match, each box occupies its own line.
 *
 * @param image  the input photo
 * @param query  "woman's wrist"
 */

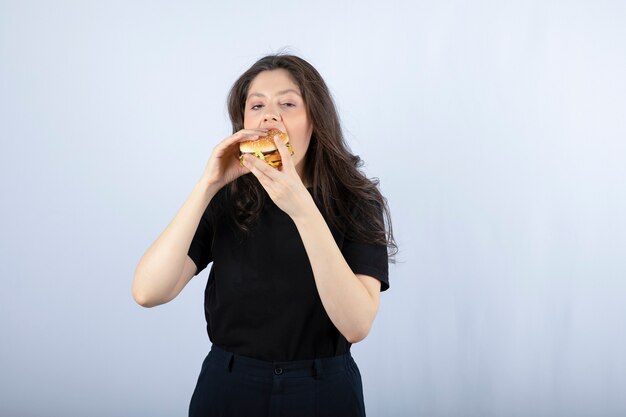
xmin=290 ymin=194 xmax=322 ymax=226
xmin=195 ymin=177 xmax=222 ymax=200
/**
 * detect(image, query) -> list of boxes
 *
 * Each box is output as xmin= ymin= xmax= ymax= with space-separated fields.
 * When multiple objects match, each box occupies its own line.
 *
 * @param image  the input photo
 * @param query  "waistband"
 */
xmin=207 ymin=344 xmax=353 ymax=379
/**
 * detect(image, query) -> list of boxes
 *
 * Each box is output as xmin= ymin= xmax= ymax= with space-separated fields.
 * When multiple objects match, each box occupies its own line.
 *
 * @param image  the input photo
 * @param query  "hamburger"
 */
xmin=239 ymin=128 xmax=294 ymax=168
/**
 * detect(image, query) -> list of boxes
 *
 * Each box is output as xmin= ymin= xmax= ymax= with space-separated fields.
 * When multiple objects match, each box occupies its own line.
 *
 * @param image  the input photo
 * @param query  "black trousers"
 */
xmin=188 ymin=344 xmax=366 ymax=417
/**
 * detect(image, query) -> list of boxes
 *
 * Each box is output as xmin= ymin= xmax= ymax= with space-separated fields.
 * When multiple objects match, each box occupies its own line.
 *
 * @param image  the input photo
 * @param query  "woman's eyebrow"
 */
xmin=247 ymin=89 xmax=301 ymax=99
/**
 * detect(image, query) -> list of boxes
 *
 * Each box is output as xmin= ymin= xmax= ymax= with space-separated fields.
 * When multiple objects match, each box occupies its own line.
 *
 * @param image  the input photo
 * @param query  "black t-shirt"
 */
xmin=187 ymin=185 xmax=389 ymax=361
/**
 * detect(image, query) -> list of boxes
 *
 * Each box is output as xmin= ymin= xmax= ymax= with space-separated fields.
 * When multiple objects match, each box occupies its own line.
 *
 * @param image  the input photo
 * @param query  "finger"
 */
xmin=237 ymin=128 xmax=270 ymax=140
xmin=273 ymin=134 xmax=296 ymax=173
xmin=244 ymin=154 xmax=280 ymax=179
xmin=221 ymin=129 xmax=269 ymax=147
xmin=214 ymin=129 xmax=268 ymax=157
xmin=242 ymin=154 xmax=275 ymax=183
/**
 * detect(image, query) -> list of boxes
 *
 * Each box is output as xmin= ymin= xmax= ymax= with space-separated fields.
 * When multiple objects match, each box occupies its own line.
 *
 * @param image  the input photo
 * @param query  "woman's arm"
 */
xmin=291 ymin=206 xmax=381 ymax=343
xmin=132 ymin=129 xmax=268 ymax=307
xmin=132 ymin=180 xmax=220 ymax=307
xmin=241 ymin=136 xmax=383 ymax=343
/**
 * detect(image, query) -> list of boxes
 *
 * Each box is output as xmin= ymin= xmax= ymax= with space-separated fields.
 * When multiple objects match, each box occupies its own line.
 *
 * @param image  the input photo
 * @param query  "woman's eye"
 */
xmin=250 ymin=103 xmax=294 ymax=110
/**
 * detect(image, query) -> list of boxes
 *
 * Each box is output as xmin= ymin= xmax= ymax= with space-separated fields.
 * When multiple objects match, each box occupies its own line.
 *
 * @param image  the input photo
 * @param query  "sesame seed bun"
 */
xmin=239 ymin=129 xmax=294 ymax=168
xmin=239 ymin=129 xmax=289 ymax=153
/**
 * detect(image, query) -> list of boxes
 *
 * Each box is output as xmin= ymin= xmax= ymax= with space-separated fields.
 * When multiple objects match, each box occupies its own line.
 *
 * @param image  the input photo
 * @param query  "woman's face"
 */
xmin=244 ymin=69 xmax=313 ymax=181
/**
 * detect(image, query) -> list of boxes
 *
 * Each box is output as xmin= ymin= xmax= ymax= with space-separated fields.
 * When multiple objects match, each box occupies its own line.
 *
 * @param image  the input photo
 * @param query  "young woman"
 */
xmin=132 ymin=54 xmax=397 ymax=417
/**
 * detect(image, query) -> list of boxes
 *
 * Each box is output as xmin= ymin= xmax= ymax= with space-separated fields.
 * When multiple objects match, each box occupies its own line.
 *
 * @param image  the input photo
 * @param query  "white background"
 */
xmin=1 ymin=1 xmax=625 ymax=416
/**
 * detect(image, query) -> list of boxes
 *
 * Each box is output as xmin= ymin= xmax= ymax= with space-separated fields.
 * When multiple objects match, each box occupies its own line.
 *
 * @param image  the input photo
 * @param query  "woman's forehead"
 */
xmin=248 ymin=69 xmax=301 ymax=96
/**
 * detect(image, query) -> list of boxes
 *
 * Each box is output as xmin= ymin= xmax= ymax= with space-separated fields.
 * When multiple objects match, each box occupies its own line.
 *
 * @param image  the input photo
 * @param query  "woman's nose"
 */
xmin=263 ymin=108 xmax=281 ymax=122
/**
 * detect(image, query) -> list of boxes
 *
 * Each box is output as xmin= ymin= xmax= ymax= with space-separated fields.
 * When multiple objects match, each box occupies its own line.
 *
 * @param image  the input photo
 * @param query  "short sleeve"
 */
xmin=188 ymin=188 xmax=225 ymax=276
xmin=341 ymin=201 xmax=390 ymax=292
xmin=187 ymin=208 xmax=214 ymax=276
xmin=342 ymin=238 xmax=389 ymax=292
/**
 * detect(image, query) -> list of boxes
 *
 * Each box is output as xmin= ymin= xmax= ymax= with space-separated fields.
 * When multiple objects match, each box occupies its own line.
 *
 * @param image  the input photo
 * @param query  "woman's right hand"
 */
xmin=199 ymin=128 xmax=269 ymax=189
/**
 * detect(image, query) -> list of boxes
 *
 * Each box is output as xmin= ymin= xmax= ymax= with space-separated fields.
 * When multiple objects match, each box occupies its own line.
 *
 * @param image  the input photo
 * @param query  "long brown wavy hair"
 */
xmin=224 ymin=53 xmax=397 ymax=262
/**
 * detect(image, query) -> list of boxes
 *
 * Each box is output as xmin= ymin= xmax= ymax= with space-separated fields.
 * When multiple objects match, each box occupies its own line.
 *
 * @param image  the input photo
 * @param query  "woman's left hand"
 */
xmin=241 ymin=134 xmax=316 ymax=220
